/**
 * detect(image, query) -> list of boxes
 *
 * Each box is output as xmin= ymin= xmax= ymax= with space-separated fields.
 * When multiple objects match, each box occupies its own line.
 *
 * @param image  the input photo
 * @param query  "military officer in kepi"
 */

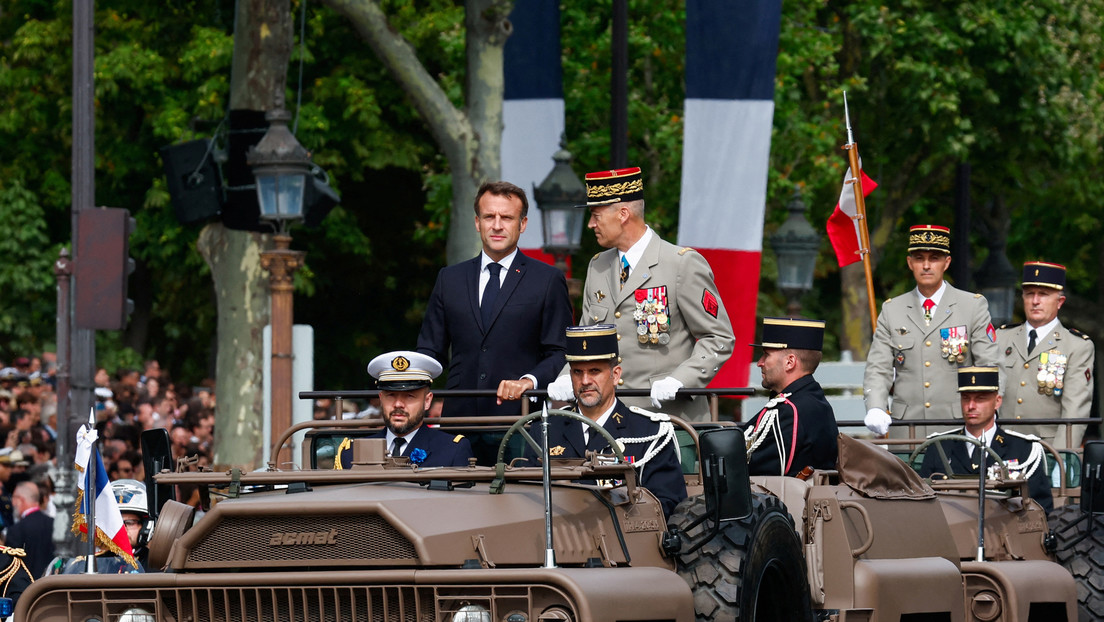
xmin=526 ymin=324 xmax=687 ymax=519
xmin=918 ymin=366 xmax=1053 ymax=513
xmin=863 ymin=224 xmax=1000 ymax=438
xmin=745 ymin=317 xmax=839 ymax=477
xmin=997 ymin=261 xmax=1095 ymax=449
xmin=545 ymin=166 xmax=735 ymax=422
xmin=335 ymin=351 xmax=474 ymax=470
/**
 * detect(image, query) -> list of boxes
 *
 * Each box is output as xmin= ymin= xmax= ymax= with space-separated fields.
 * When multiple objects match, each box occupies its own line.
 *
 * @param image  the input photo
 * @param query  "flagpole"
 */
xmin=842 ymin=92 xmax=878 ymax=335
xmin=85 ymin=408 xmax=96 ymax=574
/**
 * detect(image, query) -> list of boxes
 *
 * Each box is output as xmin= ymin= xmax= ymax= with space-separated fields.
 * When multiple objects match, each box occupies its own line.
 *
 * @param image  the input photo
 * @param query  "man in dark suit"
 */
xmin=337 ymin=351 xmax=473 ymax=470
xmin=746 ymin=317 xmax=839 ymax=477
xmin=527 ymin=325 xmax=687 ymax=518
xmin=919 ymin=366 xmax=1053 ymax=512
xmin=417 ymin=181 xmax=573 ymax=419
xmin=3 ymin=480 xmax=53 ymax=578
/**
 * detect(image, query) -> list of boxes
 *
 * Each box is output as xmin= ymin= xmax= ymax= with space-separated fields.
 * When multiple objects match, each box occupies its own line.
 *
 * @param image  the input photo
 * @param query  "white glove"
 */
xmin=650 ymin=376 xmax=684 ymax=408
xmin=547 ymin=375 xmax=575 ymax=401
xmin=864 ymin=408 xmax=892 ymax=436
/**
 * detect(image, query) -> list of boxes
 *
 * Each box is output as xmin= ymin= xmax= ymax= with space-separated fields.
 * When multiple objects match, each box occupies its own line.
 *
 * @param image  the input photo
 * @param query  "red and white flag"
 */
xmin=73 ymin=416 xmax=137 ymax=568
xmin=826 ymin=166 xmax=877 ymax=267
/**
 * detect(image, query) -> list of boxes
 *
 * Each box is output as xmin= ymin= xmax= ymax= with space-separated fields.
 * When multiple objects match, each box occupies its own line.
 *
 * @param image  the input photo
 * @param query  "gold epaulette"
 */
xmin=678 ymin=247 xmax=694 ymax=256
xmin=333 ymin=437 xmax=352 ymax=470
xmin=0 ymin=547 xmax=25 ymax=558
xmin=999 ymin=323 xmax=1022 ymax=330
xmin=452 ymin=434 xmax=465 ymax=443
xmin=974 ymin=293 xmax=983 ymax=298
xmin=1069 ymin=327 xmax=1091 ymax=340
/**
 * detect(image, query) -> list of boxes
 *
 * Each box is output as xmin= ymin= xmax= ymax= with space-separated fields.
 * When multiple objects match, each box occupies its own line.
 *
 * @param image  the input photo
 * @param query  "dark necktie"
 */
xmin=620 ymin=255 xmax=630 ymax=289
xmin=1028 ymin=328 xmax=1038 ymax=354
xmin=390 ymin=436 xmax=406 ymax=458
xmin=481 ymin=263 xmax=501 ymax=327
xmin=922 ymin=298 xmax=934 ymax=324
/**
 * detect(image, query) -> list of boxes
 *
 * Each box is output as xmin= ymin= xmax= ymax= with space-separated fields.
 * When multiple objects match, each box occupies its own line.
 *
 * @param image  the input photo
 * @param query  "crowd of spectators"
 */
xmin=0 ymin=355 xmax=216 ymax=539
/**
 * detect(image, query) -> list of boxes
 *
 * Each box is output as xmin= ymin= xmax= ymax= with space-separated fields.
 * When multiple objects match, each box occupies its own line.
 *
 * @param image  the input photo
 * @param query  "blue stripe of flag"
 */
xmin=504 ymin=0 xmax=563 ymax=100
xmin=685 ymin=0 xmax=782 ymax=101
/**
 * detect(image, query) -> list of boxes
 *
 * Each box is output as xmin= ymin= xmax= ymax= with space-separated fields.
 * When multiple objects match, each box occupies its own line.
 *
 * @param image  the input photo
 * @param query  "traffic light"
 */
xmin=75 ymin=207 xmax=136 ymax=330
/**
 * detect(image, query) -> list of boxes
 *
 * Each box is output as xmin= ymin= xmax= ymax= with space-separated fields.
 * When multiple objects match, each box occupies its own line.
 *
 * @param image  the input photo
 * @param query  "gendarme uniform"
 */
xmin=528 ymin=325 xmax=688 ymax=518
xmin=576 ymin=167 xmax=734 ymax=422
xmin=863 ymin=225 xmax=1000 ymax=435
xmin=746 ymin=318 xmax=839 ymax=476
xmin=918 ymin=367 xmax=1053 ymax=513
xmin=997 ymin=262 xmax=1094 ymax=449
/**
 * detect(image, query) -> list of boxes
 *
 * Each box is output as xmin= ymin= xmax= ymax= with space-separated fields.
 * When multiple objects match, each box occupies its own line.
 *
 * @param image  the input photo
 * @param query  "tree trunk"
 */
xmin=320 ymin=0 xmax=513 ymax=265
xmin=203 ymin=0 xmax=292 ymax=469
xmin=197 ymin=224 xmax=270 ymax=468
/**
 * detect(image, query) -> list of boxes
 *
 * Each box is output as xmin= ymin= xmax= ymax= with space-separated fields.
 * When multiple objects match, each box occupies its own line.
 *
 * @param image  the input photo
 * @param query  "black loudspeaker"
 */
xmin=161 ymin=139 xmax=224 ymax=225
xmin=304 ymin=168 xmax=340 ymax=227
xmin=699 ymin=427 xmax=753 ymax=521
xmin=140 ymin=428 xmax=176 ymax=519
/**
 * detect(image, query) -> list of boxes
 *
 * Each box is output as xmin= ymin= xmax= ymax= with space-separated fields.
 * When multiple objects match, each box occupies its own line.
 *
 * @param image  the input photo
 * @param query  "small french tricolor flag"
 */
xmin=73 ymin=414 xmax=136 ymax=568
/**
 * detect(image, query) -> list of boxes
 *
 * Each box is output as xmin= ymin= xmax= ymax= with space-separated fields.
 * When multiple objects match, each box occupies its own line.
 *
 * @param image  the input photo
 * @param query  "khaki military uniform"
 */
xmin=578 ymin=235 xmax=734 ymax=421
xmin=997 ymin=321 xmax=1094 ymax=449
xmin=864 ymin=283 xmax=1000 ymax=435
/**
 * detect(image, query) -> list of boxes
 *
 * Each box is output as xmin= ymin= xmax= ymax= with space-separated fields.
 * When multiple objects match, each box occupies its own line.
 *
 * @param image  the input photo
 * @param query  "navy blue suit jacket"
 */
xmin=918 ymin=424 xmax=1053 ymax=512
xmin=525 ymin=400 xmax=688 ymax=518
xmin=417 ymin=251 xmax=572 ymax=416
xmin=4 ymin=509 xmax=54 ymax=578
xmin=339 ymin=426 xmax=474 ymax=469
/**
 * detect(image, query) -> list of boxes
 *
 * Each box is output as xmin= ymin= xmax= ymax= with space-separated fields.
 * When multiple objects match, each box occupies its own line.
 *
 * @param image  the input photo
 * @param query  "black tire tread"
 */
xmin=1050 ymin=504 xmax=1104 ymax=622
xmin=668 ymin=492 xmax=812 ymax=622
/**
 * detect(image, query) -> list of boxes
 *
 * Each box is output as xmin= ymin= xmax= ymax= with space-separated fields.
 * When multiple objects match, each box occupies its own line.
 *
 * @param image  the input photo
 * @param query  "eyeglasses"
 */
xmin=123 ymin=519 xmax=142 ymax=527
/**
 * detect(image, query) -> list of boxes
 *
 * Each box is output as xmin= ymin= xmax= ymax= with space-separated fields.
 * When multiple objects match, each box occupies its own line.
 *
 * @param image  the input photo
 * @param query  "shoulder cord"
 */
xmin=999 ymin=441 xmax=1045 ymax=479
xmin=619 ymin=407 xmax=679 ymax=475
xmin=0 ymin=548 xmax=32 ymax=596
xmin=745 ymin=393 xmax=793 ymax=475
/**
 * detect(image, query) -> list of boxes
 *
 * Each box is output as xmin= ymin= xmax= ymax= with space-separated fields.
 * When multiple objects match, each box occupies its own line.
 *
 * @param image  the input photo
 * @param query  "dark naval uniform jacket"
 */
xmin=918 ymin=424 xmax=1053 ymax=513
xmin=417 ymin=250 xmax=573 ymax=417
xmin=747 ymin=375 xmax=839 ymax=477
xmin=338 ymin=426 xmax=474 ymax=470
xmin=3 ymin=508 xmax=54 ymax=578
xmin=525 ymin=400 xmax=687 ymax=518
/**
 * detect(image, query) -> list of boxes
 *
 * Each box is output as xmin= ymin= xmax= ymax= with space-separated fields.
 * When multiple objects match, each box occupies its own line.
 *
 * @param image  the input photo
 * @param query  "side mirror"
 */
xmin=141 ymin=428 xmax=176 ymax=518
xmin=699 ymin=427 xmax=752 ymax=521
xmin=1082 ymin=441 xmax=1104 ymax=515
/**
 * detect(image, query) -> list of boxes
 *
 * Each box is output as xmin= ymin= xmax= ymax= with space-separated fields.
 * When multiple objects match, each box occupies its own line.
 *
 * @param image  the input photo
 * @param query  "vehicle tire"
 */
xmin=668 ymin=492 xmax=813 ymax=622
xmin=1050 ymin=504 xmax=1104 ymax=621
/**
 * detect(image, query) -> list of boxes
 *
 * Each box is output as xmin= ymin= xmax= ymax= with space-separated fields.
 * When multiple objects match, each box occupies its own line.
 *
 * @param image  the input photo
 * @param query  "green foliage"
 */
xmin=0 ymin=180 xmax=57 ymax=358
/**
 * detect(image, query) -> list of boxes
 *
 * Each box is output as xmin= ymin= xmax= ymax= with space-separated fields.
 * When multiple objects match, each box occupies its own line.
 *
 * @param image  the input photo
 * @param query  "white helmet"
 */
xmin=111 ymin=479 xmax=148 ymax=516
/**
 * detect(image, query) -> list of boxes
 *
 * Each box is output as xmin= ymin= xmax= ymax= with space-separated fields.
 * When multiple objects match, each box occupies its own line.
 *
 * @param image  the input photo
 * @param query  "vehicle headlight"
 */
xmin=452 ymin=604 xmax=491 ymax=622
xmin=118 ymin=607 xmax=155 ymax=622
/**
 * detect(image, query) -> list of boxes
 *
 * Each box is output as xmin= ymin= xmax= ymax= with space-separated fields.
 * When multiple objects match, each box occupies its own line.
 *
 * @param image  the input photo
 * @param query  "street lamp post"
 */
xmin=533 ymin=139 xmax=587 ymax=299
xmin=975 ymin=241 xmax=1016 ymax=327
xmin=247 ymin=102 xmax=311 ymax=466
xmin=770 ymin=189 xmax=820 ymax=317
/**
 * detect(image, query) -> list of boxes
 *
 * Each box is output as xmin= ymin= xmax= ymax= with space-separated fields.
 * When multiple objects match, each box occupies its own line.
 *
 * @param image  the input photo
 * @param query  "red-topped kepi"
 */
xmin=907 ymin=224 xmax=951 ymax=254
xmin=576 ymin=166 xmax=644 ymax=207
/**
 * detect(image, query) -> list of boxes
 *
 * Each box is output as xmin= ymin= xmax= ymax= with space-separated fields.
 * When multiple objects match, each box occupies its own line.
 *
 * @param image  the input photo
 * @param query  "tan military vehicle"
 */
xmin=16 ymin=411 xmax=1083 ymax=621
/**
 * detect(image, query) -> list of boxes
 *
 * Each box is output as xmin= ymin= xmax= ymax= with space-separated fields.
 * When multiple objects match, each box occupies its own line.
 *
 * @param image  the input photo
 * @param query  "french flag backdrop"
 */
xmin=678 ymin=0 xmax=783 ymax=388
xmin=502 ymin=0 xmax=565 ymax=265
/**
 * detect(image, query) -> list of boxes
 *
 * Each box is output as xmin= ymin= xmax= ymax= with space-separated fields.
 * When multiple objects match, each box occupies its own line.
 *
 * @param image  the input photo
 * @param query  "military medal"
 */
xmin=658 ymin=333 xmax=670 ymax=345
xmin=1037 ymin=350 xmax=1067 ymax=397
xmin=633 ymin=285 xmax=671 ymax=347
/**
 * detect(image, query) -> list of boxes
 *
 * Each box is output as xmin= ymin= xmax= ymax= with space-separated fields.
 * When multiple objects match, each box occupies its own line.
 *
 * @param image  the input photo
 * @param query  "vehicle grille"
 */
xmin=42 ymin=584 xmax=575 ymax=622
xmin=187 ymin=514 xmax=417 ymax=564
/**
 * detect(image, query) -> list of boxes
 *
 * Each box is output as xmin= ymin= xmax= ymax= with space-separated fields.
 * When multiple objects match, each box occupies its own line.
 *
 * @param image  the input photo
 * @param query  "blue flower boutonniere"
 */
xmin=408 ymin=448 xmax=427 ymax=465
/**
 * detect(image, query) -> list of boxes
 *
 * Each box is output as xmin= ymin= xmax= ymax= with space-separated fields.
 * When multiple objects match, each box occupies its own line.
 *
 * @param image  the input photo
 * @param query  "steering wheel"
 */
xmin=490 ymin=409 xmax=627 ymax=494
xmin=909 ymin=434 xmax=1009 ymax=480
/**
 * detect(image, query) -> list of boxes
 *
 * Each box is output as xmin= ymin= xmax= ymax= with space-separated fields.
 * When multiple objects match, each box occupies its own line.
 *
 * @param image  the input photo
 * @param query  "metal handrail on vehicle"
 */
xmin=836 ymin=417 xmax=1101 ymax=452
